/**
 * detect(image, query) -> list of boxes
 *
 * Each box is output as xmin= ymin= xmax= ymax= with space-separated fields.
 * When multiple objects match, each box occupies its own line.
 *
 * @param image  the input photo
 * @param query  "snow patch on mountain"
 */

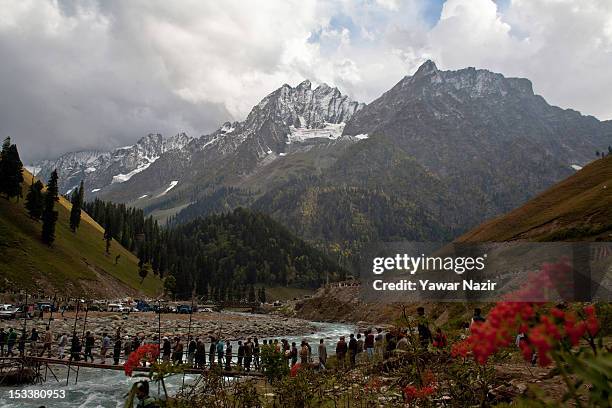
xmin=111 ymin=156 xmax=159 ymax=184
xmin=65 ymin=185 xmax=78 ymax=195
xmin=91 ymin=188 xmax=101 ymax=193
xmin=157 ymin=181 xmax=179 ymax=197
xmin=287 ymin=122 xmax=345 ymax=143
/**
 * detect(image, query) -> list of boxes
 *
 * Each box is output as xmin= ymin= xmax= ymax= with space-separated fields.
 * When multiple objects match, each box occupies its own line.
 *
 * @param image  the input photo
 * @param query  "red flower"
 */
xmin=450 ymin=262 xmax=602 ymax=367
xmin=124 ymin=344 xmax=160 ymax=376
xmin=403 ymin=384 xmax=435 ymax=402
xmin=290 ymin=363 xmax=302 ymax=377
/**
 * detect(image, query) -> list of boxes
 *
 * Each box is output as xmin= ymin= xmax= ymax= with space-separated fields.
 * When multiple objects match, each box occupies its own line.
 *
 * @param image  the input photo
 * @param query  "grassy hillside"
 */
xmin=457 ymin=156 xmax=612 ymax=242
xmin=0 ymin=169 xmax=162 ymax=297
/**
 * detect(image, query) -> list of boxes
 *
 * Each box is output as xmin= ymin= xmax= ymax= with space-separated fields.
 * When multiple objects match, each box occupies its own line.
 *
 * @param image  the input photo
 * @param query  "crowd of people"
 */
xmin=0 ymin=307 xmax=489 ymax=372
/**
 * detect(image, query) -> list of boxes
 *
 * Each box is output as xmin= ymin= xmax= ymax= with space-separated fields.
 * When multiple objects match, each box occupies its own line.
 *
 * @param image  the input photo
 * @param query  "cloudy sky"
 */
xmin=1 ymin=0 xmax=611 ymax=162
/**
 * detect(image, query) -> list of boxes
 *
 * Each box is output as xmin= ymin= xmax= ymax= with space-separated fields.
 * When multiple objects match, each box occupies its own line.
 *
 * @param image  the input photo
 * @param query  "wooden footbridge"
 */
xmin=0 ymin=356 xmax=264 ymax=386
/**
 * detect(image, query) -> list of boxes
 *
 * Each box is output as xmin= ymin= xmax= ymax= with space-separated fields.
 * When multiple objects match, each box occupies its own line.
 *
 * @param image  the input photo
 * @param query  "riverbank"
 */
xmin=0 ymin=310 xmax=319 ymax=343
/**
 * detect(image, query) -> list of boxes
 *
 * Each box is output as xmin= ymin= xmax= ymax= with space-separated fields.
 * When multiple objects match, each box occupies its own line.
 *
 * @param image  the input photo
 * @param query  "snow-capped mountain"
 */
xmin=31 ymin=132 xmax=193 ymax=194
xmin=30 ymin=62 xmax=612 ymax=247
xmin=190 ymin=79 xmax=364 ymax=159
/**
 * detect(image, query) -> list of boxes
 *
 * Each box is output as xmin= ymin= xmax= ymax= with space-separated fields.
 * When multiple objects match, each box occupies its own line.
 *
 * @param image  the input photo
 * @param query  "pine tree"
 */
xmin=0 ymin=137 xmax=24 ymax=200
xmin=104 ymin=217 xmax=113 ymax=254
xmin=25 ymin=177 xmax=44 ymax=220
xmin=41 ymin=170 xmax=59 ymax=245
xmin=69 ymin=180 xmax=84 ymax=232
xmin=248 ymin=285 xmax=256 ymax=303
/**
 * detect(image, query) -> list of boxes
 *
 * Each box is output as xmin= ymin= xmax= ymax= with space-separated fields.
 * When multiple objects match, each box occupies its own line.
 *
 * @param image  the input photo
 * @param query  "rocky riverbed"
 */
xmin=1 ymin=311 xmax=319 ymax=342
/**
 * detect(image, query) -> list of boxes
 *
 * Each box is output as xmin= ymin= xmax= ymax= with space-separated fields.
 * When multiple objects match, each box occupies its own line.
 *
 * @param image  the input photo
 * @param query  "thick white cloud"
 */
xmin=0 ymin=0 xmax=610 ymax=162
xmin=388 ymin=0 xmax=612 ymax=120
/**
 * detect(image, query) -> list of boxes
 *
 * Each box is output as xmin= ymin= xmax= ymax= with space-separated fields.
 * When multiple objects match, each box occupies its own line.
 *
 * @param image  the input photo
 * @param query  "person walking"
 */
xmin=318 ymin=339 xmax=327 ymax=369
xmin=365 ymin=330 xmax=375 ymax=360
xmin=336 ymin=336 xmax=347 ymax=370
xmin=374 ymin=328 xmax=384 ymax=358
xmin=57 ymin=332 xmax=67 ymax=359
xmin=101 ymin=332 xmax=111 ymax=364
xmin=131 ymin=336 xmax=141 ymax=354
xmin=253 ymin=337 xmax=260 ymax=370
xmin=29 ymin=328 xmax=39 ymax=356
xmin=216 ymin=339 xmax=225 ymax=367
xmin=113 ymin=336 xmax=122 ymax=365
xmin=244 ymin=338 xmax=253 ymax=372
xmin=187 ymin=338 xmax=197 ymax=366
xmin=237 ymin=340 xmax=244 ymax=368
xmin=84 ymin=331 xmax=95 ymax=362
xmin=300 ymin=341 xmax=309 ymax=365
xmin=18 ymin=330 xmax=27 ymax=357
xmin=124 ymin=336 xmax=133 ymax=362
xmin=208 ymin=337 xmax=216 ymax=367
xmin=7 ymin=328 xmax=17 ymax=357
xmin=0 ymin=327 xmax=7 ymax=357
xmin=348 ymin=334 xmax=358 ymax=368
xmin=290 ymin=342 xmax=298 ymax=367
xmin=40 ymin=327 xmax=53 ymax=358
xmin=224 ymin=341 xmax=232 ymax=371
xmin=0 ymin=328 xmax=6 ymax=357
xmin=195 ymin=338 xmax=206 ymax=369
xmin=69 ymin=332 xmax=81 ymax=361
xmin=471 ymin=308 xmax=486 ymax=326
xmin=172 ymin=337 xmax=183 ymax=365
xmin=162 ymin=337 xmax=171 ymax=362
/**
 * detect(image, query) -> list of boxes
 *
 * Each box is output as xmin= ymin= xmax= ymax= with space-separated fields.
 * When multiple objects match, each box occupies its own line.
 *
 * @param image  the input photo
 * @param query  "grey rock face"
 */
xmin=32 ymin=132 xmax=193 ymax=195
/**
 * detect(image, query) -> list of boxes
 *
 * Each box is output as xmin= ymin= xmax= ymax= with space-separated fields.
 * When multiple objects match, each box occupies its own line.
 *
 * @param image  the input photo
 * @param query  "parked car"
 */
xmin=36 ymin=302 xmax=55 ymax=312
xmin=107 ymin=303 xmax=127 ymax=313
xmin=177 ymin=304 xmax=192 ymax=314
xmin=0 ymin=305 xmax=29 ymax=319
xmin=0 ymin=304 xmax=16 ymax=319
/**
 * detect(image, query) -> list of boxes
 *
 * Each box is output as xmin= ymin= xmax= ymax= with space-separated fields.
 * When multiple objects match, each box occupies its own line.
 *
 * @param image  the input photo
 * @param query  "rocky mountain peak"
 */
xmin=413 ymin=59 xmax=439 ymax=77
xmin=246 ymin=80 xmax=364 ymax=131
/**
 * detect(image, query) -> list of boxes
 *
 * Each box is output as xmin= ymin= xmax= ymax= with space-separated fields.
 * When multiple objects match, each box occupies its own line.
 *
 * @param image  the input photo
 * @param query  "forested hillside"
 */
xmin=0 ymin=167 xmax=161 ymax=297
xmin=84 ymin=200 xmax=346 ymax=298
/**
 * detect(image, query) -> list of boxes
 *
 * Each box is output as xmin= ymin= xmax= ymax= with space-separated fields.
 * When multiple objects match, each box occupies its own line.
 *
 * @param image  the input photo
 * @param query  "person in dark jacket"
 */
xmin=336 ymin=336 xmax=348 ymax=370
xmin=162 ymin=337 xmax=171 ymax=362
xmin=224 ymin=341 xmax=232 ymax=371
xmin=0 ymin=328 xmax=6 ymax=356
xmin=69 ymin=332 xmax=81 ymax=361
xmin=348 ymin=334 xmax=358 ymax=367
xmin=113 ymin=337 xmax=122 ymax=365
xmin=244 ymin=338 xmax=253 ymax=371
xmin=195 ymin=338 xmax=206 ymax=368
xmin=187 ymin=338 xmax=197 ymax=366
xmin=6 ymin=328 xmax=17 ymax=356
xmin=290 ymin=342 xmax=298 ymax=366
xmin=208 ymin=337 xmax=216 ymax=367
xmin=237 ymin=340 xmax=244 ymax=368
xmin=84 ymin=331 xmax=95 ymax=362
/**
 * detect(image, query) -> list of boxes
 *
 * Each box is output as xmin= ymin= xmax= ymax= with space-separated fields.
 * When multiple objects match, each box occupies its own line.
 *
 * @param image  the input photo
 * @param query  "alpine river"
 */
xmin=0 ymin=319 xmax=355 ymax=408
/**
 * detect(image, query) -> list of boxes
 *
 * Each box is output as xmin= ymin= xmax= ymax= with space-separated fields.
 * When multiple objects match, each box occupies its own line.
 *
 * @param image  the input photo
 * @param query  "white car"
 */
xmin=107 ymin=303 xmax=125 ymax=312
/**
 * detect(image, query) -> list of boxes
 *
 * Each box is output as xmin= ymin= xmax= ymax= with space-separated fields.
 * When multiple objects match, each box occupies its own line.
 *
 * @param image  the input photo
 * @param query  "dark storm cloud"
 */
xmin=0 ymin=1 xmax=231 ymax=162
